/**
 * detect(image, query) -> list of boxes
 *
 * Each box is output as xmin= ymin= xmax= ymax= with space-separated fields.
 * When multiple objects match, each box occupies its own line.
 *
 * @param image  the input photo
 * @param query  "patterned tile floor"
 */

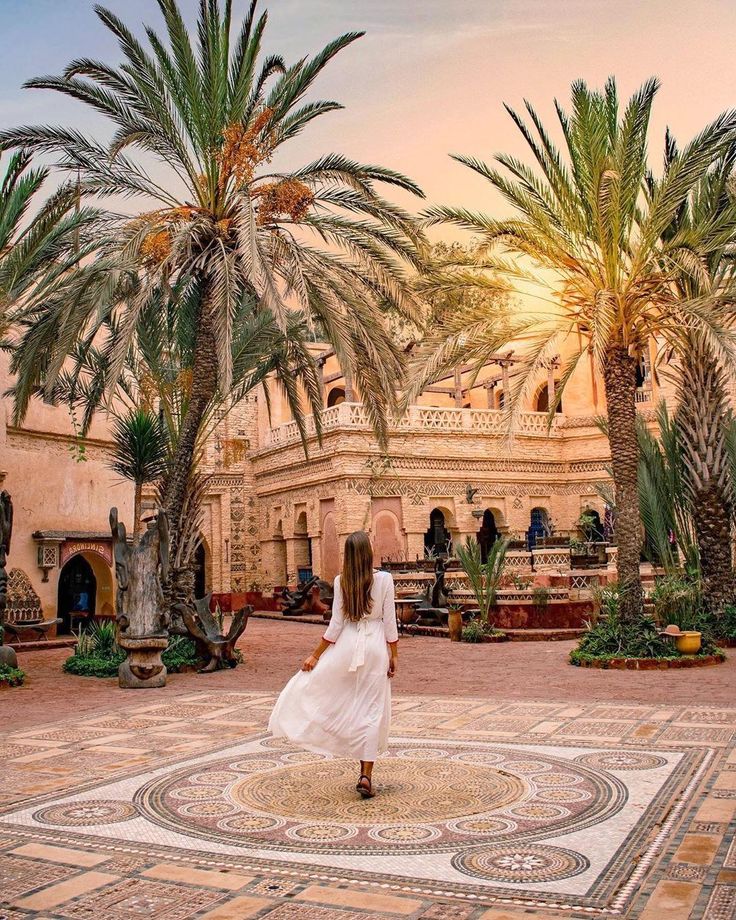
xmin=1 ymin=692 xmax=734 ymax=919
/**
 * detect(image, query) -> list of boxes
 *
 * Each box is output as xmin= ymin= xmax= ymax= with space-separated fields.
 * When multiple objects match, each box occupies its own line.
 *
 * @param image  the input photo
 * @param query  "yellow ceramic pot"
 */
xmin=448 ymin=608 xmax=463 ymax=642
xmin=675 ymin=631 xmax=702 ymax=655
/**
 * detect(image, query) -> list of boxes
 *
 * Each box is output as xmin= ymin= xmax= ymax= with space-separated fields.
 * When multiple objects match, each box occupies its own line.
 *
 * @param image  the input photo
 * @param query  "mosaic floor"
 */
xmin=1 ymin=691 xmax=735 ymax=919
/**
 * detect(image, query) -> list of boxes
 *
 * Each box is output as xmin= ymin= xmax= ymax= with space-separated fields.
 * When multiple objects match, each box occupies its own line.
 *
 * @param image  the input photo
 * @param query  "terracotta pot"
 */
xmin=448 ymin=609 xmax=463 ymax=642
xmin=675 ymin=631 xmax=702 ymax=655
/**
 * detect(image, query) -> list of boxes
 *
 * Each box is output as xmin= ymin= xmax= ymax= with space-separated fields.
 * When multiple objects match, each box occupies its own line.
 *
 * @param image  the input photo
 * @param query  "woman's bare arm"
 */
xmin=302 ymin=637 xmax=333 ymax=671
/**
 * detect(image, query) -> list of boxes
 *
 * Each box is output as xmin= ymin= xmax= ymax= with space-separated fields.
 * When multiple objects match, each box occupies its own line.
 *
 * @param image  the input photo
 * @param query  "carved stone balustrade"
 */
xmin=531 ymin=547 xmax=572 ymax=573
xmin=264 ymin=403 xmax=564 ymax=449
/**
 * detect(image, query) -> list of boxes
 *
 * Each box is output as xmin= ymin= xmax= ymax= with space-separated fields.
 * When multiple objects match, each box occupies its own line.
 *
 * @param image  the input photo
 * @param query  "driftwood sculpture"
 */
xmin=278 ymin=576 xmax=332 ymax=617
xmin=0 ymin=491 xmax=19 ymax=669
xmin=174 ymin=593 xmax=250 ymax=672
xmin=111 ymin=507 xmax=170 ymax=689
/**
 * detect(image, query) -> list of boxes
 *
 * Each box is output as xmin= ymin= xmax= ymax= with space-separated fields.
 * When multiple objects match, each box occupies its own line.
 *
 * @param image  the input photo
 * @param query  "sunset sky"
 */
xmin=1 ymin=0 xmax=735 ymax=240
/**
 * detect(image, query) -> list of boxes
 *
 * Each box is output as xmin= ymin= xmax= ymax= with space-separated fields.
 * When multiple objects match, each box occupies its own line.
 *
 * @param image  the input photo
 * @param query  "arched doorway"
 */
xmin=193 ymin=542 xmax=207 ymax=599
xmin=425 ymin=508 xmax=451 ymax=557
xmin=57 ymin=555 xmax=96 ymax=634
xmin=327 ymin=387 xmax=346 ymax=407
xmin=527 ymin=507 xmax=550 ymax=549
xmin=294 ymin=511 xmax=313 ymax=583
xmin=476 ymin=509 xmax=499 ymax=562
xmin=580 ymin=508 xmax=604 ymax=542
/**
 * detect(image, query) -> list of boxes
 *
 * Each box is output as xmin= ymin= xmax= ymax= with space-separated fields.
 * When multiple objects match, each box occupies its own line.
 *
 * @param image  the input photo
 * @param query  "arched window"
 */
xmin=534 ymin=384 xmax=562 ymax=413
xmin=327 ymin=387 xmax=346 ymax=407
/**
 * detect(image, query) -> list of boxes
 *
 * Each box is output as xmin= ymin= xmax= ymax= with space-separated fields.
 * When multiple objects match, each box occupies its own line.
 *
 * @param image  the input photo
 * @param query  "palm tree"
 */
xmin=109 ymin=409 xmax=169 ymax=538
xmin=651 ymin=136 xmax=736 ymax=614
xmin=409 ymin=78 xmax=736 ymax=622
xmin=0 ymin=149 xmax=96 ymax=333
xmin=1 ymin=0 xmax=424 ymax=578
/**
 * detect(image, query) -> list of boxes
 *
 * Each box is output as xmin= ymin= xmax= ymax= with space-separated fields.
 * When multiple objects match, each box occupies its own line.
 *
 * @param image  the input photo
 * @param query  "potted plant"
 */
xmin=650 ymin=575 xmax=703 ymax=654
xmin=455 ymin=537 xmax=510 ymax=634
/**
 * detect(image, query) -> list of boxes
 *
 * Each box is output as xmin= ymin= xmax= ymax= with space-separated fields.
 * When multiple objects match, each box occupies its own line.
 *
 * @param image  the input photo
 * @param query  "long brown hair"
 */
xmin=341 ymin=531 xmax=373 ymax=622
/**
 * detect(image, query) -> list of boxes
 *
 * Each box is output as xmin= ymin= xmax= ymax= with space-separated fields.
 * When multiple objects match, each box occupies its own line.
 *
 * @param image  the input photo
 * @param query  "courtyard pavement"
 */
xmin=1 ymin=621 xmax=735 ymax=919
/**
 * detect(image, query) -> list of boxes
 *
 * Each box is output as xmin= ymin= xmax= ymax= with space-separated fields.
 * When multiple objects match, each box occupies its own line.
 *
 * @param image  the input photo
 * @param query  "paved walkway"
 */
xmin=8 ymin=619 xmax=736 ymax=731
xmin=2 ymin=622 xmax=735 ymax=919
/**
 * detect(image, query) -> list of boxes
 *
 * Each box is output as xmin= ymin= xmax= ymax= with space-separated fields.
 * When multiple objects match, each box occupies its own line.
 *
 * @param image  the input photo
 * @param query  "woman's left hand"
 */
xmin=301 ymin=655 xmax=319 ymax=672
xmin=387 ymin=657 xmax=397 ymax=678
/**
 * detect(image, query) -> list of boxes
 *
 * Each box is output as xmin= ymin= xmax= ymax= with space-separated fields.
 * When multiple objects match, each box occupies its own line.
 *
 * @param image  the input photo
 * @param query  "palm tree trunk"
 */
xmin=675 ymin=337 xmax=734 ymax=615
xmin=162 ymin=294 xmax=218 ymax=565
xmin=603 ymin=345 xmax=643 ymax=622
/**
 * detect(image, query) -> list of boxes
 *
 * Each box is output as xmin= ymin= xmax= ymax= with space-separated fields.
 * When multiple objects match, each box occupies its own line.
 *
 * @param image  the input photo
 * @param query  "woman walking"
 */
xmin=268 ymin=531 xmax=399 ymax=798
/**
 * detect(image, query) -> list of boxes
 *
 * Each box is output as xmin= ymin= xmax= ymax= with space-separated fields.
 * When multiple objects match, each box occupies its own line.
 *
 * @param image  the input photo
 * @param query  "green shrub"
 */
xmin=650 ymin=575 xmax=702 ymax=629
xmin=64 ymin=626 xmax=201 ymax=678
xmin=63 ymin=653 xmax=122 ymax=678
xmin=711 ymin=605 xmax=736 ymax=642
xmin=0 ymin=662 xmax=26 ymax=686
xmin=162 ymin=636 xmax=199 ymax=670
xmin=462 ymin=619 xmax=486 ymax=643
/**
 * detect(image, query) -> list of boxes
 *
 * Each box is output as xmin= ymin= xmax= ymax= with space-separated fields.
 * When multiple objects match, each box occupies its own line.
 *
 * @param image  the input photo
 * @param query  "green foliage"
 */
xmin=109 ymin=409 xmax=169 ymax=487
xmin=455 ymin=536 xmax=509 ymax=628
xmin=0 ymin=662 xmax=26 ymax=686
xmin=162 ymin=636 xmax=199 ymax=670
xmin=571 ymin=612 xmax=676 ymax=664
xmin=63 ymin=653 xmax=122 ymax=678
xmin=572 ymin=587 xmax=721 ymax=663
xmin=636 ymin=403 xmax=699 ymax=573
xmin=63 ymin=620 xmax=200 ymax=678
xmin=650 ymin=575 xmax=702 ymax=630
xmin=716 ymin=606 xmax=736 ymax=641
xmin=461 ymin=619 xmax=486 ymax=643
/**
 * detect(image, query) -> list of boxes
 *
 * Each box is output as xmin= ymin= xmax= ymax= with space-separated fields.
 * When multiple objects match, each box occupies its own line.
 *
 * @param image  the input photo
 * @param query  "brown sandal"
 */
xmin=356 ymin=774 xmax=374 ymax=799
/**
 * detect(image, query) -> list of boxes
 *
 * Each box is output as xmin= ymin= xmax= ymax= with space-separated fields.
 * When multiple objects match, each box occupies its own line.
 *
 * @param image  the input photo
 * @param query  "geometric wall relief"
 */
xmin=0 ymin=734 xmax=703 ymax=913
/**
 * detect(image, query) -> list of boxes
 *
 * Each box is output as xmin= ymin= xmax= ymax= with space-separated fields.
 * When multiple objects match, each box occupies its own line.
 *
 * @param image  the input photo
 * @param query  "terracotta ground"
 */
xmin=7 ymin=617 xmax=736 ymax=730
xmin=2 ymin=621 xmax=735 ymax=920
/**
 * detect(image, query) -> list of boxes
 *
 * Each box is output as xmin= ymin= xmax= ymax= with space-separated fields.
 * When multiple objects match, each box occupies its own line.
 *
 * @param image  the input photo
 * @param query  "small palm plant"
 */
xmin=109 ymin=409 xmax=169 ymax=537
xmin=455 ymin=536 xmax=510 ymax=629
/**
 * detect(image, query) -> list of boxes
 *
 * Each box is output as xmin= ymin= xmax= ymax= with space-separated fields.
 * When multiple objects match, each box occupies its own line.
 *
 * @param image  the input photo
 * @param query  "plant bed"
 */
xmin=0 ymin=663 xmax=26 ymax=687
xmin=717 ymin=637 xmax=736 ymax=648
xmin=572 ymin=652 xmax=725 ymax=669
xmin=63 ymin=624 xmax=202 ymax=678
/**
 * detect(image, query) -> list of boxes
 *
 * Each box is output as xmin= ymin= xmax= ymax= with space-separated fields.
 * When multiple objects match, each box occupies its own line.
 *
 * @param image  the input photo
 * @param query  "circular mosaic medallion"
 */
xmin=35 ymin=800 xmax=138 ymax=827
xmin=231 ymin=757 xmax=526 ymax=826
xmin=506 ymin=803 xmax=570 ymax=821
xmin=287 ymin=823 xmax=357 ymax=842
xmin=217 ymin=814 xmax=282 ymax=832
xmin=368 ymin=824 xmax=440 ymax=844
xmin=574 ymin=751 xmax=668 ymax=771
xmin=191 ymin=771 xmax=239 ymax=786
xmin=448 ymin=816 xmax=518 ymax=836
xmin=453 ymin=843 xmax=590 ymax=883
xmin=136 ymin=744 xmax=625 ymax=856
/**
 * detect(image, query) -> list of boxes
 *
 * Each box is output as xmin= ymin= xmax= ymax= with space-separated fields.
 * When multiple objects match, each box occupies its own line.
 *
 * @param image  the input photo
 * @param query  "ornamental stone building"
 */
xmin=1 ymin=336 xmax=674 ymax=633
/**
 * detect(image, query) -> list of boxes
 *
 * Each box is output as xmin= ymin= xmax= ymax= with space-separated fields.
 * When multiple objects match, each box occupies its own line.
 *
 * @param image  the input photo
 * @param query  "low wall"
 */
xmin=491 ymin=599 xmax=594 ymax=630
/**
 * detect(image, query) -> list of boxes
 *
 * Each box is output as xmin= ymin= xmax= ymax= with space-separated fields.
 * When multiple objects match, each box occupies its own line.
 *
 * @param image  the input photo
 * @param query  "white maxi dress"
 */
xmin=268 ymin=570 xmax=398 ymax=761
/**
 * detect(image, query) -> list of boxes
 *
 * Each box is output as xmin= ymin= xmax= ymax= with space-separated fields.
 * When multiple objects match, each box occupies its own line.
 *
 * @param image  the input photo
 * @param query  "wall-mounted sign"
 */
xmin=60 ymin=540 xmax=113 ymax=568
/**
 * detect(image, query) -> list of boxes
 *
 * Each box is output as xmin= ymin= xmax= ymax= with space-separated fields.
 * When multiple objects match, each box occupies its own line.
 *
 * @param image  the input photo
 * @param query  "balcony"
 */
xmin=263 ymin=403 xmax=564 ymax=448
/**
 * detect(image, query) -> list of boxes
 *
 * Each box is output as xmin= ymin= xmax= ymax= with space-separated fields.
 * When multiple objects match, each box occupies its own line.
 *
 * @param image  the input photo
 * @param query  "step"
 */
xmin=8 ymin=637 xmax=77 ymax=652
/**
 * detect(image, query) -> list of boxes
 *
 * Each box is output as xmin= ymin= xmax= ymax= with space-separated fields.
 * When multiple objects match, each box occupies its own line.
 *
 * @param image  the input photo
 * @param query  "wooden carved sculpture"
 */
xmin=0 ymin=491 xmax=19 ymax=670
xmin=174 ymin=594 xmax=251 ymax=672
xmin=110 ymin=507 xmax=170 ymax=689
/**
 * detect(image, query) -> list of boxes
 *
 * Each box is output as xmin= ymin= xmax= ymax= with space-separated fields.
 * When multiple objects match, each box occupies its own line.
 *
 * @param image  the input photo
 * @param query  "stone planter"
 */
xmin=448 ymin=609 xmax=463 ymax=642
